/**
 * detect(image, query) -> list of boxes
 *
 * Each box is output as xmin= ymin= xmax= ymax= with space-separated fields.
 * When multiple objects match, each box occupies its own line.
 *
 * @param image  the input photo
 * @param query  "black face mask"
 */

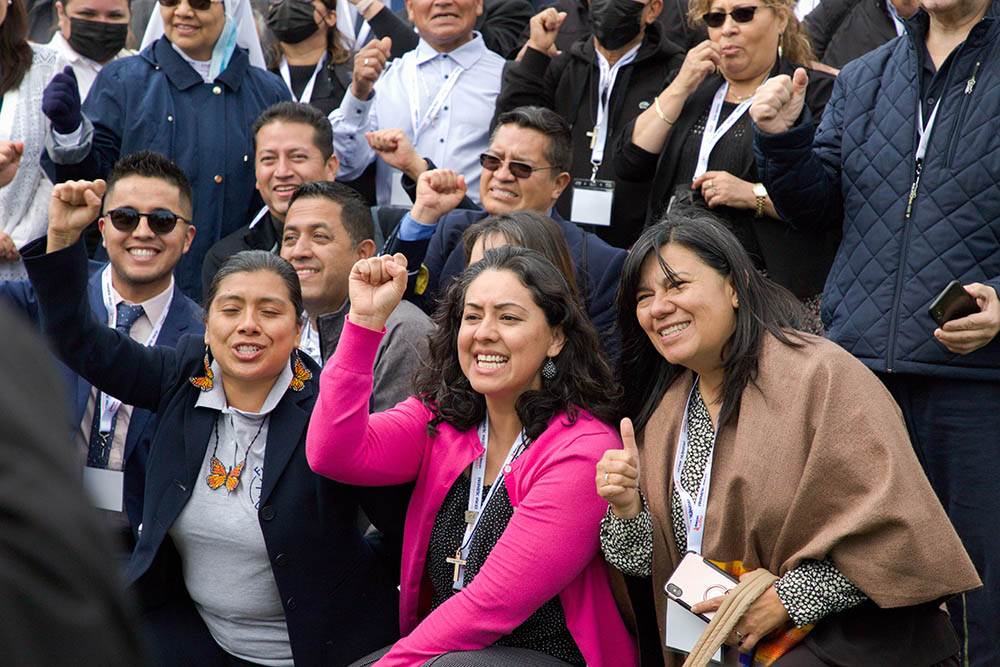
xmin=589 ymin=0 xmax=645 ymax=51
xmin=68 ymin=17 xmax=128 ymax=63
xmin=266 ymin=0 xmax=321 ymax=45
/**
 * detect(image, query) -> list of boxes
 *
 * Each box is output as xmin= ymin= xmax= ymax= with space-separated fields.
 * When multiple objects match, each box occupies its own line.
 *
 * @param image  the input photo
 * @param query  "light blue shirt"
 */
xmin=330 ymin=33 xmax=504 ymax=206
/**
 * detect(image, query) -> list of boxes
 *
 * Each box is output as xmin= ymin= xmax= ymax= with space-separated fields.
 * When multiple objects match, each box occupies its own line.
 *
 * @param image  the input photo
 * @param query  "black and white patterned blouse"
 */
xmin=427 ymin=473 xmax=585 ymax=665
xmin=600 ymin=385 xmax=867 ymax=627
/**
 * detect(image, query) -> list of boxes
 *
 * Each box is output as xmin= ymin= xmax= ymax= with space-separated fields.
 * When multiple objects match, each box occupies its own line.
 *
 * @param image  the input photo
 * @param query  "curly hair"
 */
xmin=686 ymin=0 xmax=815 ymax=66
xmin=413 ymin=246 xmax=619 ymax=441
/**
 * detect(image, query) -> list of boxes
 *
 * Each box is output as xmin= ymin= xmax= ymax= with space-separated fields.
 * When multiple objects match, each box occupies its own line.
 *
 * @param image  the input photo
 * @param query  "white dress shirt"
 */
xmin=330 ymin=32 xmax=504 ymax=205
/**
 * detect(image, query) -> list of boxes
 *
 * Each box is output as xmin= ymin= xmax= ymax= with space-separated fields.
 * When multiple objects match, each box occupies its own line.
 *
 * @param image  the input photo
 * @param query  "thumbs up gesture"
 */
xmin=596 ymin=418 xmax=643 ymax=519
xmin=749 ymin=67 xmax=809 ymax=135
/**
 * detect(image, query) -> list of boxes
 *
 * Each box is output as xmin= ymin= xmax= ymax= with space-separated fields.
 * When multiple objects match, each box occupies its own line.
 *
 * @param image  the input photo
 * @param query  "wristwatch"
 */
xmin=753 ymin=183 xmax=767 ymax=218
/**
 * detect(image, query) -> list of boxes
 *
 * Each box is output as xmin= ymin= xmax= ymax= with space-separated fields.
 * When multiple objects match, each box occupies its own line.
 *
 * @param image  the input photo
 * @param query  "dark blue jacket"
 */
xmin=41 ymin=37 xmax=290 ymax=300
xmin=754 ymin=4 xmax=1000 ymax=379
xmin=384 ymin=207 xmax=625 ymax=361
xmin=0 ymin=257 xmax=203 ymax=535
xmin=22 ymin=240 xmax=402 ymax=666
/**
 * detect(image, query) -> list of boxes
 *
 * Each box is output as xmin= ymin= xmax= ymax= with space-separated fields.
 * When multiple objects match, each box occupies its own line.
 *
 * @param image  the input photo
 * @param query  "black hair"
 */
xmin=617 ymin=210 xmax=805 ymax=431
xmin=204 ymin=250 xmax=304 ymax=324
xmin=251 ymin=101 xmax=334 ymax=162
xmin=106 ymin=150 xmax=194 ymax=218
xmin=1 ymin=0 xmax=33 ymax=95
xmin=286 ymin=180 xmax=373 ymax=246
xmin=491 ymin=106 xmax=572 ymax=173
xmin=413 ymin=245 xmax=619 ymax=441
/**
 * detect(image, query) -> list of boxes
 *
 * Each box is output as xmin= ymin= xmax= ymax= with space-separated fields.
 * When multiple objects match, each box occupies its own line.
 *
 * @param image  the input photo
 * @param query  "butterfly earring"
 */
xmin=190 ymin=346 xmax=215 ymax=391
xmin=289 ymin=349 xmax=312 ymax=392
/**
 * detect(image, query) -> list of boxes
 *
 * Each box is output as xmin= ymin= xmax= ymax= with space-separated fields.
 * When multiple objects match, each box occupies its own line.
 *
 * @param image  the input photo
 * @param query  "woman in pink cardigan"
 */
xmin=306 ymin=246 xmax=638 ymax=666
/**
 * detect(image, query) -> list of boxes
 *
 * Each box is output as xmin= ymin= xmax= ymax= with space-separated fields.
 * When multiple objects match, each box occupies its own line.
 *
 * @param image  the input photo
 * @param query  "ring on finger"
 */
xmin=706 ymin=179 xmax=713 ymax=189
xmin=363 ymin=57 xmax=370 ymax=65
xmin=604 ymin=472 xmax=610 ymax=483
xmin=734 ymin=630 xmax=745 ymax=641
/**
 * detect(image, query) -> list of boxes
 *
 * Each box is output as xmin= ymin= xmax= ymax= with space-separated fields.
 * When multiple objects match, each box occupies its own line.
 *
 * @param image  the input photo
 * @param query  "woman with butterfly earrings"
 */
xmin=22 ymin=179 xmax=402 ymax=667
xmin=307 ymin=246 xmax=639 ymax=666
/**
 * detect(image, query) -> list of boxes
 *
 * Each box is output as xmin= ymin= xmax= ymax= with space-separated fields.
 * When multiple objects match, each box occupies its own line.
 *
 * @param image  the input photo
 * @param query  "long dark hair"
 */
xmin=617 ymin=212 xmax=805 ymax=431
xmin=1 ymin=0 xmax=32 ymax=95
xmin=413 ymin=246 xmax=619 ymax=441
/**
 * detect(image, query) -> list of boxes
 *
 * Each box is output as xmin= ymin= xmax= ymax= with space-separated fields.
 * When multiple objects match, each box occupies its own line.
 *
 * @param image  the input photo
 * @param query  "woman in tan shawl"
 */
xmin=596 ymin=213 xmax=980 ymax=666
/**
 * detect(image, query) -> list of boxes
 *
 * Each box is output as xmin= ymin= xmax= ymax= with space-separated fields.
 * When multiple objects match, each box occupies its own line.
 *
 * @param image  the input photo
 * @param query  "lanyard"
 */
xmin=405 ymin=54 xmax=464 ymax=142
xmin=97 ymin=266 xmax=172 ymax=433
xmin=247 ymin=205 xmax=269 ymax=230
xmin=453 ymin=414 xmax=527 ymax=590
xmin=278 ymin=51 xmax=327 ymax=104
xmin=693 ymin=81 xmax=759 ymax=179
xmin=916 ymin=97 xmax=941 ymax=163
xmin=672 ymin=380 xmax=718 ymax=555
xmin=589 ymin=45 xmax=639 ymax=173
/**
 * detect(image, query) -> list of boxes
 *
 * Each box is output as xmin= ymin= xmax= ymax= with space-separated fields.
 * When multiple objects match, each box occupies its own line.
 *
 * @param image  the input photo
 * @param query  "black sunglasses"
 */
xmin=159 ymin=0 xmax=218 ymax=11
xmin=479 ymin=153 xmax=560 ymax=180
xmin=106 ymin=207 xmax=188 ymax=234
xmin=702 ymin=5 xmax=763 ymax=27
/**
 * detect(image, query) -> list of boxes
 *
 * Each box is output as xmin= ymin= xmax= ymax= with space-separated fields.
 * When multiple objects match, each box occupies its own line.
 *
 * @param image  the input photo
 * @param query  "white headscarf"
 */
xmin=140 ymin=0 xmax=267 ymax=76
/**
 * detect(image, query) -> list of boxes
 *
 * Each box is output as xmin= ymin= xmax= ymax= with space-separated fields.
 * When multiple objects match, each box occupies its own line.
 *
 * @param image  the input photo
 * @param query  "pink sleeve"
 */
xmin=376 ymin=431 xmax=619 ymax=666
xmin=306 ymin=318 xmax=431 ymax=486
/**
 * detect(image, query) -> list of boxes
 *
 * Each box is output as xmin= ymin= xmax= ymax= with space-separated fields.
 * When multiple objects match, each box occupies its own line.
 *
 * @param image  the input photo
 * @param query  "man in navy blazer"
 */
xmin=1 ymin=151 xmax=203 ymax=549
xmin=375 ymin=106 xmax=626 ymax=360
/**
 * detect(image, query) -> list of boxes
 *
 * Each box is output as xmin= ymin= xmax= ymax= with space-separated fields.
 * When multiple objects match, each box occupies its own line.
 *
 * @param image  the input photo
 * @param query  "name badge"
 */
xmin=83 ymin=466 xmax=124 ymax=512
xmin=570 ymin=179 xmax=615 ymax=227
xmin=389 ymin=170 xmax=412 ymax=207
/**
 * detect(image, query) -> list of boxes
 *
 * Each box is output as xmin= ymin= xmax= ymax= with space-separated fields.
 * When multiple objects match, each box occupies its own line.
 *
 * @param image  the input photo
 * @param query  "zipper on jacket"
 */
xmin=945 ymin=60 xmax=981 ymax=168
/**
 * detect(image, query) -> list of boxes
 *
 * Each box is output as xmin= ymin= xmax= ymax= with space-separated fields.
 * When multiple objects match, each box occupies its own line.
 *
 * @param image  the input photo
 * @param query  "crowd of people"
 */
xmin=1 ymin=0 xmax=998 ymax=663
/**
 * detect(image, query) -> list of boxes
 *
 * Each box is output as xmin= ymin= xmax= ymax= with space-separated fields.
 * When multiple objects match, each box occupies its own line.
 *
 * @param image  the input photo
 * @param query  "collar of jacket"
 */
xmin=903 ymin=0 xmax=999 ymax=49
xmin=141 ymin=35 xmax=250 ymax=92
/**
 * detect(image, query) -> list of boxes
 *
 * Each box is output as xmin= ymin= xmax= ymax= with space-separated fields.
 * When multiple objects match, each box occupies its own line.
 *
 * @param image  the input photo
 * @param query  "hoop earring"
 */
xmin=289 ymin=349 xmax=313 ymax=392
xmin=189 ymin=346 xmax=215 ymax=391
xmin=542 ymin=357 xmax=557 ymax=381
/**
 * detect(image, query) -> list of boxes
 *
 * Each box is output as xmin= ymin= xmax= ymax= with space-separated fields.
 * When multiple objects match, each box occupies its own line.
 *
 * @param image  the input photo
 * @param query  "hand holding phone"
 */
xmin=664 ymin=552 xmax=739 ymax=622
xmin=928 ymin=280 xmax=980 ymax=327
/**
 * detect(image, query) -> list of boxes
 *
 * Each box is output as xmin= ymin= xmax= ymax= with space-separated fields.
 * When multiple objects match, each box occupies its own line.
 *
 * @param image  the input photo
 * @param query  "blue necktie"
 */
xmin=86 ymin=302 xmax=144 ymax=469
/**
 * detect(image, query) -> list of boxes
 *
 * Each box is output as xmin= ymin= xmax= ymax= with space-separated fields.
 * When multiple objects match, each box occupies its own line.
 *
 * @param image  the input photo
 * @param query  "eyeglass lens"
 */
xmin=108 ymin=207 xmax=182 ymax=234
xmin=703 ymin=6 xmax=758 ymax=27
xmin=159 ymin=0 xmax=214 ymax=11
xmin=479 ymin=154 xmax=535 ymax=179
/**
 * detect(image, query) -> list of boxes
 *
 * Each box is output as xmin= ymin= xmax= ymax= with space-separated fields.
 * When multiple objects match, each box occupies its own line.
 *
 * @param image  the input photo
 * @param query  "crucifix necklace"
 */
xmin=446 ymin=549 xmax=467 ymax=583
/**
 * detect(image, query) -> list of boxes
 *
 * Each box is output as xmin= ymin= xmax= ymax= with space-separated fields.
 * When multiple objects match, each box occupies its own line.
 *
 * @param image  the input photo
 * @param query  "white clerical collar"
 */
xmin=194 ymin=358 xmax=294 ymax=416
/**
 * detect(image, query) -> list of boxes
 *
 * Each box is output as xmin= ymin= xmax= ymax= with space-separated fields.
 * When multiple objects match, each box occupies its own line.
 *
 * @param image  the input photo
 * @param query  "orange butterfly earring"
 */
xmin=190 ymin=347 xmax=215 ymax=392
xmin=288 ymin=349 xmax=312 ymax=392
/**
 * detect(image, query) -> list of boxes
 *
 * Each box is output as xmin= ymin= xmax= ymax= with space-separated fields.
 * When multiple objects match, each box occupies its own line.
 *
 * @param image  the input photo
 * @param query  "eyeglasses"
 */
xmin=159 ymin=0 xmax=222 ymax=11
xmin=702 ymin=6 xmax=763 ymax=27
xmin=106 ymin=207 xmax=188 ymax=234
xmin=479 ymin=153 xmax=561 ymax=180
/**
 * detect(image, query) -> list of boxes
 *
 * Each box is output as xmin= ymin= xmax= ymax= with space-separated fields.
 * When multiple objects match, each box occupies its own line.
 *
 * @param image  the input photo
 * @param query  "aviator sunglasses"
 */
xmin=702 ymin=5 xmax=763 ymax=27
xmin=106 ymin=207 xmax=189 ymax=234
xmin=158 ymin=0 xmax=222 ymax=11
xmin=479 ymin=153 xmax=561 ymax=179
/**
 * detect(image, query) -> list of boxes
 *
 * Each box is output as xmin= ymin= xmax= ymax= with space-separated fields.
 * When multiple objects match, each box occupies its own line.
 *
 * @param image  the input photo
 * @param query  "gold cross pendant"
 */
xmin=446 ymin=549 xmax=467 ymax=583
xmin=586 ymin=126 xmax=598 ymax=150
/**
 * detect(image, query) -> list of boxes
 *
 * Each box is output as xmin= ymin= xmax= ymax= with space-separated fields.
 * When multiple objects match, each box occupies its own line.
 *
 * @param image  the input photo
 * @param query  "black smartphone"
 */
xmin=928 ymin=281 xmax=980 ymax=327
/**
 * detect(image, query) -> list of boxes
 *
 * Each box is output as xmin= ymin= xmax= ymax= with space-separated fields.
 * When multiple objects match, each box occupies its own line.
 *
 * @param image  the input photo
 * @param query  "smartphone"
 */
xmin=663 ymin=552 xmax=739 ymax=622
xmin=928 ymin=280 xmax=980 ymax=327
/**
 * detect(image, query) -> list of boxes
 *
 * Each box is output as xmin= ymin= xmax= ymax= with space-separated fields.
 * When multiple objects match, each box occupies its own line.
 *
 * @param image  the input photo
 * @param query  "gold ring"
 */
xmin=706 ymin=179 xmax=713 ymax=189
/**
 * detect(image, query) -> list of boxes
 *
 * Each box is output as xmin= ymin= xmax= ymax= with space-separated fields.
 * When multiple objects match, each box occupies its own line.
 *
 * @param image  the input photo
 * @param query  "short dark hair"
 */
xmin=252 ymin=101 xmax=334 ymax=162
xmin=461 ymin=210 xmax=579 ymax=299
xmin=106 ymin=151 xmax=194 ymax=218
xmin=1 ymin=0 xmax=32 ymax=95
xmin=286 ymin=181 xmax=373 ymax=246
xmin=204 ymin=250 xmax=303 ymax=324
xmin=413 ymin=245 xmax=618 ymax=441
xmin=616 ymin=209 xmax=806 ymax=431
xmin=491 ymin=106 xmax=572 ymax=173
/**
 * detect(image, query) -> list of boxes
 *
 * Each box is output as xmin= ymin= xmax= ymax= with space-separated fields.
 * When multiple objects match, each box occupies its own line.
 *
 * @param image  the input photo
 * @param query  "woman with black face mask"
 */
xmin=44 ymin=0 xmax=133 ymax=99
xmin=264 ymin=0 xmax=352 ymax=115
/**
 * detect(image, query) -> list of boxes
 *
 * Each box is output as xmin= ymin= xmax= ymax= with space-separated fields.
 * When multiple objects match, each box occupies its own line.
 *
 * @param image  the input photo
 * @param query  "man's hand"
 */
xmin=48 ymin=179 xmax=106 ymax=253
xmin=410 ymin=169 xmax=466 ymax=225
xmin=526 ymin=8 xmax=566 ymax=57
xmin=935 ymin=283 xmax=1000 ymax=354
xmin=0 ymin=141 xmax=23 ymax=189
xmin=367 ymin=129 xmax=428 ymax=180
xmin=0 ymin=232 xmax=20 ymax=262
xmin=351 ymin=37 xmax=392 ymax=101
xmin=750 ymin=68 xmax=809 ymax=135
xmin=42 ymin=66 xmax=83 ymax=135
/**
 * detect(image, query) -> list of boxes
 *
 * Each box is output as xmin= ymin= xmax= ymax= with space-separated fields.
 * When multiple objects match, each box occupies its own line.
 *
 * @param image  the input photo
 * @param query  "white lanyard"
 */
xmin=693 ymin=81 xmax=759 ymax=179
xmin=97 ymin=266 xmax=172 ymax=433
xmin=916 ymin=97 xmax=942 ymax=163
xmin=453 ymin=414 xmax=526 ymax=590
xmin=247 ymin=205 xmax=269 ymax=229
xmin=405 ymin=54 xmax=464 ymax=142
xmin=671 ymin=380 xmax=718 ymax=555
xmin=278 ymin=51 xmax=327 ymax=104
xmin=590 ymin=45 xmax=639 ymax=168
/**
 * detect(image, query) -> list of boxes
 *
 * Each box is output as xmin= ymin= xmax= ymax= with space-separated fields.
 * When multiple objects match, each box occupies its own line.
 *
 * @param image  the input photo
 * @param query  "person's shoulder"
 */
xmin=837 ymin=33 xmax=906 ymax=82
xmin=759 ymin=331 xmax=879 ymax=390
xmin=386 ymin=298 xmax=434 ymax=334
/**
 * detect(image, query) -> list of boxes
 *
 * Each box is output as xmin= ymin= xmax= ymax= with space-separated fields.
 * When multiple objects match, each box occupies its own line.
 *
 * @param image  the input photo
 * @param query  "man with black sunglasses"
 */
xmin=0 ymin=151 xmax=203 ymax=559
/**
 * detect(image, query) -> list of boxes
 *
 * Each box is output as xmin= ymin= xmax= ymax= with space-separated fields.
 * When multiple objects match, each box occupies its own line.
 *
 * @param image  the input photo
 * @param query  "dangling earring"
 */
xmin=778 ymin=33 xmax=784 ymax=59
xmin=189 ymin=346 xmax=215 ymax=391
xmin=542 ymin=357 xmax=557 ymax=381
xmin=288 ymin=349 xmax=313 ymax=392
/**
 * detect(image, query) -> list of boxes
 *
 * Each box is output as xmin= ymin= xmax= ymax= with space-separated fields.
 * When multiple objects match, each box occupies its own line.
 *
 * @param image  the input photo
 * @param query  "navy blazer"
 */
xmin=0 ymin=258 xmax=203 ymax=535
xmin=384 ymin=207 xmax=625 ymax=361
xmin=22 ymin=240 xmax=401 ymax=666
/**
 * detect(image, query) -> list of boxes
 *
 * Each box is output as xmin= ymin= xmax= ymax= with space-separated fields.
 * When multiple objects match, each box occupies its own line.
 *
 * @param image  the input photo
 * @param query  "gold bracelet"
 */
xmin=654 ymin=95 xmax=675 ymax=125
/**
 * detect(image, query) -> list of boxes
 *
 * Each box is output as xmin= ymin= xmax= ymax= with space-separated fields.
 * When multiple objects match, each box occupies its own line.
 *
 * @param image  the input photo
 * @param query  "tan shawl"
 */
xmin=638 ymin=333 xmax=981 ymax=664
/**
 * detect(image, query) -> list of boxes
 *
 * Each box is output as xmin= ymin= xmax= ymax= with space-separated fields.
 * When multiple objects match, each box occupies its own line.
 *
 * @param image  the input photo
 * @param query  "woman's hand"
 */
xmin=690 ymin=571 xmax=791 ymax=653
xmin=0 ymin=141 xmax=24 ymax=189
xmin=692 ymin=171 xmax=755 ymax=210
xmin=667 ymin=40 xmax=722 ymax=99
xmin=596 ymin=418 xmax=643 ymax=519
xmin=0 ymin=232 xmax=19 ymax=262
xmin=348 ymin=253 xmax=408 ymax=332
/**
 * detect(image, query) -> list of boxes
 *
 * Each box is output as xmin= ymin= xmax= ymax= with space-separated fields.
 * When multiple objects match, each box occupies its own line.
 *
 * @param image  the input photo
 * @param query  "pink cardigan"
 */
xmin=306 ymin=320 xmax=639 ymax=667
